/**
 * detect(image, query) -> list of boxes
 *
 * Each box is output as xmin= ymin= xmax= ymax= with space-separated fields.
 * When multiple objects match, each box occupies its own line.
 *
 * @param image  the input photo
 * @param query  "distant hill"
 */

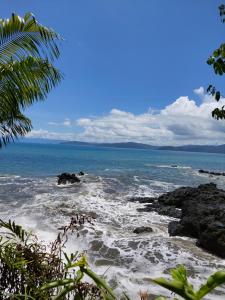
xmin=62 ymin=141 xmax=225 ymax=154
xmin=158 ymin=144 xmax=225 ymax=154
xmin=21 ymin=139 xmax=225 ymax=154
xmin=61 ymin=141 xmax=157 ymax=149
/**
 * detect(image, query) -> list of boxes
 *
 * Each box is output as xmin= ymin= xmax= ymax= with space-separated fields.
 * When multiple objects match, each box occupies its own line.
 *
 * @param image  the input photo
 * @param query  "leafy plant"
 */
xmin=0 ymin=12 xmax=62 ymax=147
xmin=0 ymin=217 xmax=116 ymax=299
xmin=207 ymin=4 xmax=225 ymax=120
xmin=152 ymin=265 xmax=225 ymax=300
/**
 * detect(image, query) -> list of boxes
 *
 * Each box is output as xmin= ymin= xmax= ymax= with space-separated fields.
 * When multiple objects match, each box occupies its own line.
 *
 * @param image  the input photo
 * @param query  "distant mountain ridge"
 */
xmin=62 ymin=140 xmax=225 ymax=154
xmin=61 ymin=141 xmax=157 ymax=149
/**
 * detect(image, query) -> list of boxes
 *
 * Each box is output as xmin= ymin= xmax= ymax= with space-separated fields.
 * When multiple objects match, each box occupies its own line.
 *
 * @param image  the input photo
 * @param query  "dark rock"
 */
xmin=133 ymin=183 xmax=225 ymax=257
xmin=171 ymin=164 xmax=178 ymax=168
xmin=129 ymin=197 xmax=156 ymax=204
xmin=199 ymin=169 xmax=225 ymax=177
xmin=133 ymin=226 xmax=153 ymax=234
xmin=57 ymin=173 xmax=81 ymax=185
xmin=78 ymin=171 xmax=85 ymax=176
xmin=163 ymin=183 xmax=225 ymax=258
xmin=137 ymin=203 xmax=181 ymax=218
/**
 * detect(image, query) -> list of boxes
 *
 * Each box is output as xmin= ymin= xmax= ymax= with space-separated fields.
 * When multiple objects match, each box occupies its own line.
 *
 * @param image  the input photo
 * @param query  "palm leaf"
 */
xmin=0 ymin=13 xmax=62 ymax=147
xmin=0 ymin=56 xmax=62 ymax=111
xmin=0 ymin=12 xmax=61 ymax=64
xmin=0 ymin=109 xmax=32 ymax=147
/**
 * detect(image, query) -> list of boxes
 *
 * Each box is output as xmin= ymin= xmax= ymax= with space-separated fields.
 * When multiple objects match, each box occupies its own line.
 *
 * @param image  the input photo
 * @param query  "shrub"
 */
xmin=0 ymin=217 xmax=115 ymax=299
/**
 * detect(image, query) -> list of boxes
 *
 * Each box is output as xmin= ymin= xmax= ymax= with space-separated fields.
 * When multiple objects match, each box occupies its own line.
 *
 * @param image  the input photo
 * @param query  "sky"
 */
xmin=2 ymin=0 xmax=225 ymax=145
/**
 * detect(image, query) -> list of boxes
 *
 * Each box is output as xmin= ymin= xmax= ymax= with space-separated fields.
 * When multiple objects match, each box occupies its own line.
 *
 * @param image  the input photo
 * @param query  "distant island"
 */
xmin=61 ymin=140 xmax=225 ymax=154
xmin=21 ymin=139 xmax=225 ymax=154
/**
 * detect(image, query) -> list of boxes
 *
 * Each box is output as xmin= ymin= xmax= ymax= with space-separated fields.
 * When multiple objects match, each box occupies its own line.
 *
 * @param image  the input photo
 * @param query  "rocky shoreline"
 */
xmin=130 ymin=183 xmax=225 ymax=258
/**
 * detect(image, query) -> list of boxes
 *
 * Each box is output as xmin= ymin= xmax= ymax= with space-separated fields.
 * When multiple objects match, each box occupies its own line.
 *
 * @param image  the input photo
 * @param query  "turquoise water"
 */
xmin=1 ymin=142 xmax=225 ymax=185
xmin=1 ymin=142 xmax=225 ymax=299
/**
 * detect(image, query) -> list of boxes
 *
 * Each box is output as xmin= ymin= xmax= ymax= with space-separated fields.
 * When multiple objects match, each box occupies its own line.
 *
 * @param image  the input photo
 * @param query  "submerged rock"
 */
xmin=133 ymin=226 xmax=153 ymax=234
xmin=57 ymin=173 xmax=81 ymax=185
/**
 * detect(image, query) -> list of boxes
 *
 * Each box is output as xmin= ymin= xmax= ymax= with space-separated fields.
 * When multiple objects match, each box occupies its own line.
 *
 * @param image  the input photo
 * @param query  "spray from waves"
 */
xmin=0 ymin=174 xmax=225 ymax=299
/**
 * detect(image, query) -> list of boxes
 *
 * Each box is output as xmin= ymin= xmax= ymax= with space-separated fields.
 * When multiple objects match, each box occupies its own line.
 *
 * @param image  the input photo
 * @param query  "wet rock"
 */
xmin=90 ymin=240 xmax=104 ymax=251
xmin=57 ymin=173 xmax=81 ymax=185
xmin=164 ymin=183 xmax=225 ymax=258
xmin=78 ymin=171 xmax=85 ymax=176
xmin=133 ymin=183 xmax=225 ymax=257
xmin=199 ymin=169 xmax=225 ymax=177
xmin=99 ymin=245 xmax=120 ymax=259
xmin=133 ymin=226 xmax=153 ymax=234
xmin=137 ymin=203 xmax=182 ymax=218
xmin=129 ymin=197 xmax=156 ymax=204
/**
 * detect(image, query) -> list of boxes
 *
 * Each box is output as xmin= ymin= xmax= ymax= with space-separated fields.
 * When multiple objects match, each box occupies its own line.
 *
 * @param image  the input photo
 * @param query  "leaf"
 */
xmin=215 ymin=91 xmax=221 ymax=101
xmin=152 ymin=266 xmax=196 ymax=300
xmin=82 ymin=267 xmax=115 ymax=299
xmin=40 ymin=278 xmax=75 ymax=291
xmin=196 ymin=271 xmax=225 ymax=299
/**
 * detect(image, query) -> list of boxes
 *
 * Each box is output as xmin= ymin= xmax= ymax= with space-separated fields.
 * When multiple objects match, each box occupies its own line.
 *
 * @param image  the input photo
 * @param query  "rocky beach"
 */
xmin=131 ymin=183 xmax=225 ymax=258
xmin=1 ymin=143 xmax=225 ymax=298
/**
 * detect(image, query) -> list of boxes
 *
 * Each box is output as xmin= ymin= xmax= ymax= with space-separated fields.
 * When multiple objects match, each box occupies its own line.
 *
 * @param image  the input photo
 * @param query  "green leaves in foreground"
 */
xmin=153 ymin=265 xmax=225 ymax=300
xmin=0 ymin=218 xmax=116 ymax=300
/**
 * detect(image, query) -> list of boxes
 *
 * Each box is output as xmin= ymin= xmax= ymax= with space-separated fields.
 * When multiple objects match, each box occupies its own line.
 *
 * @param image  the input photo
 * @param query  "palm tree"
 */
xmin=0 ymin=12 xmax=62 ymax=147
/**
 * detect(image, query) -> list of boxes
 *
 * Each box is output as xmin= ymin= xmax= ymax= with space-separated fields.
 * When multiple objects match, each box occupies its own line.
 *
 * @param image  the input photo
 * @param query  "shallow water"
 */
xmin=1 ymin=143 xmax=225 ymax=299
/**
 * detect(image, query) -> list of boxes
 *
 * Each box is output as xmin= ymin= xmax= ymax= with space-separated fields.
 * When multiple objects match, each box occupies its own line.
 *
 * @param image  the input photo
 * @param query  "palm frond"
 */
xmin=0 ymin=108 xmax=32 ymax=147
xmin=0 ymin=12 xmax=61 ymax=64
xmin=0 ymin=13 xmax=62 ymax=147
xmin=0 ymin=56 xmax=62 ymax=111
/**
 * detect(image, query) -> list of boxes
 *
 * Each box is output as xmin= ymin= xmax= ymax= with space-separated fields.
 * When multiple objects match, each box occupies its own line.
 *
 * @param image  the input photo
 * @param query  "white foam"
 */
xmin=1 ymin=174 xmax=225 ymax=299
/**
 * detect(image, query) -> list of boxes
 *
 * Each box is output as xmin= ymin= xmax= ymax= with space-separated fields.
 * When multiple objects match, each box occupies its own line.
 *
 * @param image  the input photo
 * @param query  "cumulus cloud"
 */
xmin=48 ymin=118 xmax=72 ymax=127
xmin=26 ymin=129 xmax=75 ymax=140
xmin=193 ymin=86 xmax=204 ymax=96
xmin=27 ymin=93 xmax=225 ymax=146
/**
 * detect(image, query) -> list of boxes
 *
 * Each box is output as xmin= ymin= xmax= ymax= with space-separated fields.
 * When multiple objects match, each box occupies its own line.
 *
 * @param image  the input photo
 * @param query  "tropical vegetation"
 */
xmin=207 ymin=4 xmax=225 ymax=119
xmin=0 ymin=218 xmax=115 ymax=299
xmin=0 ymin=13 xmax=62 ymax=147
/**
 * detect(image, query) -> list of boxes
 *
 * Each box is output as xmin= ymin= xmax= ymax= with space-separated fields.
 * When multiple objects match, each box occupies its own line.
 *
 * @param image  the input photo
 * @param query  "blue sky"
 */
xmin=2 ymin=1 xmax=225 ymax=145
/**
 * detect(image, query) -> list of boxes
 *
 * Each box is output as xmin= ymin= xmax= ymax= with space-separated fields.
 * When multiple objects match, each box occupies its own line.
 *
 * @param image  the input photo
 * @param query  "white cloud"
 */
xmin=48 ymin=118 xmax=72 ymax=127
xmin=193 ymin=86 xmax=214 ymax=103
xmin=63 ymin=118 xmax=72 ymax=127
xmin=27 ymin=92 xmax=225 ymax=146
xmin=193 ymin=86 xmax=204 ymax=96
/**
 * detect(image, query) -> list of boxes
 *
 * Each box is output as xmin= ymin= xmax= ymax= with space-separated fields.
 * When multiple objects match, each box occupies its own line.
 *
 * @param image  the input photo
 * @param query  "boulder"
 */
xmin=133 ymin=226 xmax=153 ymax=234
xmin=78 ymin=171 xmax=85 ymax=176
xmin=132 ymin=183 xmax=225 ymax=257
xmin=57 ymin=173 xmax=81 ymax=185
xmin=162 ymin=183 xmax=225 ymax=258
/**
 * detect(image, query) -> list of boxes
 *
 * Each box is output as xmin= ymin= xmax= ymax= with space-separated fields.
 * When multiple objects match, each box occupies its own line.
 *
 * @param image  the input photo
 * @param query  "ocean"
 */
xmin=1 ymin=142 xmax=225 ymax=299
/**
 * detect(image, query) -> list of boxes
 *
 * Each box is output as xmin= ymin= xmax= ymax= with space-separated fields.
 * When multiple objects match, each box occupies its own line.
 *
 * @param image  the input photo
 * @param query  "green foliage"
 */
xmin=153 ymin=265 xmax=225 ymax=300
xmin=0 ymin=217 xmax=116 ymax=299
xmin=207 ymin=5 xmax=225 ymax=119
xmin=0 ymin=12 xmax=62 ymax=147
